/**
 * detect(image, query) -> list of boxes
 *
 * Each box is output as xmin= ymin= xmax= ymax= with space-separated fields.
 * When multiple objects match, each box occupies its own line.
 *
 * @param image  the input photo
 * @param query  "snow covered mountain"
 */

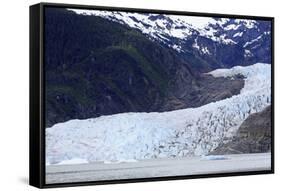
xmin=68 ymin=8 xmax=271 ymax=66
xmin=46 ymin=63 xmax=271 ymax=165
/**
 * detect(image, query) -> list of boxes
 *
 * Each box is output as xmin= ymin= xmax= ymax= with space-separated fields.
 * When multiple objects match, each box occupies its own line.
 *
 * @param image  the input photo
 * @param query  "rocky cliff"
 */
xmin=210 ymin=106 xmax=271 ymax=154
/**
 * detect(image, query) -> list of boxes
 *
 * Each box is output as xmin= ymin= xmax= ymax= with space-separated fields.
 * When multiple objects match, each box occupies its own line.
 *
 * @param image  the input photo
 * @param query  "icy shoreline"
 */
xmin=46 ymin=153 xmax=271 ymax=183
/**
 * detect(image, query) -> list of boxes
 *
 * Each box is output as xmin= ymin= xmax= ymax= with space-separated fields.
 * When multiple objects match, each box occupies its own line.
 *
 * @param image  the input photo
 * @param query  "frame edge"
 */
xmin=29 ymin=3 xmax=44 ymax=188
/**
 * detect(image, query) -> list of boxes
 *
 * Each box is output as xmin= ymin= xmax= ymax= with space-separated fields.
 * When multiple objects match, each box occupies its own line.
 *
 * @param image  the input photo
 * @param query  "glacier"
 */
xmin=46 ymin=63 xmax=271 ymax=165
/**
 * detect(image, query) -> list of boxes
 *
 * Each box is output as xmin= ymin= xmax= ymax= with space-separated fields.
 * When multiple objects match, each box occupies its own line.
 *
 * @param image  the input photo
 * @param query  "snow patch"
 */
xmin=243 ymin=34 xmax=263 ymax=48
xmin=233 ymin=32 xmax=243 ymax=37
xmin=219 ymin=34 xmax=236 ymax=44
xmin=235 ymin=19 xmax=256 ymax=29
xmin=172 ymin=44 xmax=182 ymax=52
xmin=192 ymin=38 xmax=200 ymax=50
xmin=244 ymin=49 xmax=253 ymax=57
xmin=192 ymin=38 xmax=211 ymax=55
xmin=201 ymin=47 xmax=210 ymax=55
xmin=224 ymin=24 xmax=240 ymax=31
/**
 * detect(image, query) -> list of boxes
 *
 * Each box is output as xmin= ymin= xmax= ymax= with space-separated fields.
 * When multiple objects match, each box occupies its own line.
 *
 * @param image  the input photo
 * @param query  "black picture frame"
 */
xmin=30 ymin=2 xmax=275 ymax=188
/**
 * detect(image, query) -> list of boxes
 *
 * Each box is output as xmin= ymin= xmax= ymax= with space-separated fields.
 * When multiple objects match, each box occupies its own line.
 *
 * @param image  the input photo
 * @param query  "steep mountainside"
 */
xmin=45 ymin=8 xmax=244 ymax=127
xmin=69 ymin=9 xmax=272 ymax=71
xmin=210 ymin=106 xmax=271 ymax=155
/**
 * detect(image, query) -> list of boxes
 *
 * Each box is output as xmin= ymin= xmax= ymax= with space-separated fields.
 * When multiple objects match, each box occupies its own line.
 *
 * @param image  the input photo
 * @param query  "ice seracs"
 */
xmin=46 ymin=63 xmax=271 ymax=165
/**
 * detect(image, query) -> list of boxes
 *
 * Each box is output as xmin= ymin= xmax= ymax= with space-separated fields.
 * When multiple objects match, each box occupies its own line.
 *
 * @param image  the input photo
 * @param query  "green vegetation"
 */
xmin=105 ymin=43 xmax=168 ymax=93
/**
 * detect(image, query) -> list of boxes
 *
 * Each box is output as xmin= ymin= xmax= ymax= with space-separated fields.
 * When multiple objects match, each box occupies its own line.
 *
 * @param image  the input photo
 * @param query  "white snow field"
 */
xmin=46 ymin=63 xmax=271 ymax=165
xmin=46 ymin=153 xmax=271 ymax=184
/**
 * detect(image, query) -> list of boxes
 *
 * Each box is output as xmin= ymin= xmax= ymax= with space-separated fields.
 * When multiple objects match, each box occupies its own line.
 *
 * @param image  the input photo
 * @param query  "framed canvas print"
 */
xmin=29 ymin=2 xmax=274 ymax=188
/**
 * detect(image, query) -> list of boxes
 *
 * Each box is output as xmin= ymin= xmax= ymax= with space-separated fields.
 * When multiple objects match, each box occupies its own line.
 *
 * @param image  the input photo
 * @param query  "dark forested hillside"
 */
xmin=44 ymin=8 xmax=244 ymax=127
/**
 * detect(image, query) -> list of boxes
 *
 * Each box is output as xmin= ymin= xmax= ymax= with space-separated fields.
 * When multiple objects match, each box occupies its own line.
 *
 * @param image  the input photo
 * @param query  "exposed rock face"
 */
xmin=161 ymin=74 xmax=244 ymax=111
xmin=210 ymin=106 xmax=271 ymax=155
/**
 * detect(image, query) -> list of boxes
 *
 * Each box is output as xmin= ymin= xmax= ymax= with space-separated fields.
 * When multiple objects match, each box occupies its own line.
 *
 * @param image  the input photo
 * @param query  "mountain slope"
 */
xmin=46 ymin=63 xmax=271 ymax=164
xmin=45 ymin=8 xmax=244 ymax=127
